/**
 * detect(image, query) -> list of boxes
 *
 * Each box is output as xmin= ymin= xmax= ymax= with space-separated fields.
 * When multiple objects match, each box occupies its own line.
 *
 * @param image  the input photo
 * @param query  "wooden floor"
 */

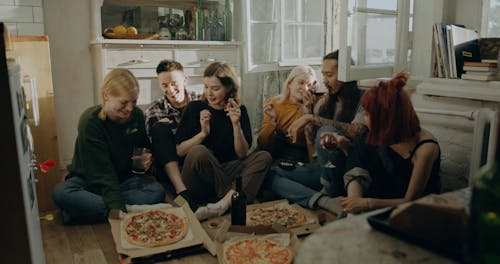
xmin=40 ymin=204 xmax=337 ymax=264
xmin=41 ymin=211 xmax=218 ymax=264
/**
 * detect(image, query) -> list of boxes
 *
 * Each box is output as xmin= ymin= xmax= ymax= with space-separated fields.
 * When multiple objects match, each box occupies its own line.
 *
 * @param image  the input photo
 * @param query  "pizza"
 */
xmin=122 ymin=209 xmax=188 ymax=247
xmin=246 ymin=205 xmax=306 ymax=228
xmin=223 ymin=238 xmax=293 ymax=264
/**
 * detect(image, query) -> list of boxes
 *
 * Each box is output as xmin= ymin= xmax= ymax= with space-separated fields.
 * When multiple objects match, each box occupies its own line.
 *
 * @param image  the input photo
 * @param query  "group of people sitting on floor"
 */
xmin=51 ymin=49 xmax=441 ymax=225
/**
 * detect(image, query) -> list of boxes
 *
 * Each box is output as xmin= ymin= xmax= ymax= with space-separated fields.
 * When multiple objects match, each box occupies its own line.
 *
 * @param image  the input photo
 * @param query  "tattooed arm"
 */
xmin=310 ymin=116 xmax=367 ymax=139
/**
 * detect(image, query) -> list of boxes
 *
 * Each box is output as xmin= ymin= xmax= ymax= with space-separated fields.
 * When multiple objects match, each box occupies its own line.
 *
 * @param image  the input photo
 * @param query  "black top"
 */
xmin=175 ymin=100 xmax=253 ymax=163
xmin=347 ymin=134 xmax=441 ymax=199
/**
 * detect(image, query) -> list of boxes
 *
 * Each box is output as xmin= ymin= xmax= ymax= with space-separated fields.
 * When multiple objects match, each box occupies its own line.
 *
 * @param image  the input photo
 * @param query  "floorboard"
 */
xmin=41 ymin=213 xmax=74 ymax=264
xmin=91 ymin=224 xmax=119 ymax=264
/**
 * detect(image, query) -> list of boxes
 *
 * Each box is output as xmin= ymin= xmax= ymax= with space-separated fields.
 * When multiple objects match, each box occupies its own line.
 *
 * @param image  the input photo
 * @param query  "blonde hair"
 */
xmin=98 ymin=68 xmax=139 ymax=120
xmin=201 ymin=62 xmax=241 ymax=103
xmin=280 ymin=65 xmax=318 ymax=103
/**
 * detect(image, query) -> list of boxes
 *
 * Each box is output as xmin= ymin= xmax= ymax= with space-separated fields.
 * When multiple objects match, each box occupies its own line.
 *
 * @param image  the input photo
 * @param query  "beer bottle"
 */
xmin=231 ymin=176 xmax=246 ymax=225
xmin=223 ymin=0 xmax=232 ymax=41
xmin=466 ymin=119 xmax=500 ymax=263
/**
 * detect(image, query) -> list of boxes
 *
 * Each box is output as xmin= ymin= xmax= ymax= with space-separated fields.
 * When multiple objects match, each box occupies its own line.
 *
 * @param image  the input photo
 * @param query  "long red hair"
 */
xmin=361 ymin=72 xmax=420 ymax=146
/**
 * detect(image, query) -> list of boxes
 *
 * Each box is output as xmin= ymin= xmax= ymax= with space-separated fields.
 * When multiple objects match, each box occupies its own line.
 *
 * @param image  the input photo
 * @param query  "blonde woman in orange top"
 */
xmin=258 ymin=65 xmax=345 ymax=216
xmin=258 ymin=65 xmax=317 ymax=163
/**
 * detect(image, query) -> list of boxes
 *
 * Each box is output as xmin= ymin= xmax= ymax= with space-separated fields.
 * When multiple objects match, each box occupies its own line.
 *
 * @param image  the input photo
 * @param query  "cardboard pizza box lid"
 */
xmin=109 ymin=196 xmax=216 ymax=263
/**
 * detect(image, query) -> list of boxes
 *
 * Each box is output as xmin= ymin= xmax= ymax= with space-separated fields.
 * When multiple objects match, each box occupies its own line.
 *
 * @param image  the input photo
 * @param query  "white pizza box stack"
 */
xmin=109 ymin=196 xmax=216 ymax=263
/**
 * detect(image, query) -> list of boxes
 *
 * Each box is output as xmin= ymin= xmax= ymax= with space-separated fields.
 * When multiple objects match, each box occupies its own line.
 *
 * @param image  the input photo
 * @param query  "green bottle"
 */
xmin=466 ymin=119 xmax=500 ymax=263
xmin=195 ymin=0 xmax=204 ymax=40
xmin=223 ymin=0 xmax=232 ymax=41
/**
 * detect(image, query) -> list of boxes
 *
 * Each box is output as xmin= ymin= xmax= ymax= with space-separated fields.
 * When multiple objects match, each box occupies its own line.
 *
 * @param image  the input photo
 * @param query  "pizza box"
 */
xmin=215 ymin=224 xmax=301 ymax=264
xmin=247 ymin=199 xmax=321 ymax=236
xmin=109 ymin=196 xmax=216 ymax=263
xmin=202 ymin=199 xmax=320 ymax=239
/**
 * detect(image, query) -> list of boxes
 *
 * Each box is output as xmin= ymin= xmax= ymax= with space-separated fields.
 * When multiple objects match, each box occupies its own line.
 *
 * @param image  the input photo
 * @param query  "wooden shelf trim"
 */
xmin=416 ymin=78 xmax=500 ymax=102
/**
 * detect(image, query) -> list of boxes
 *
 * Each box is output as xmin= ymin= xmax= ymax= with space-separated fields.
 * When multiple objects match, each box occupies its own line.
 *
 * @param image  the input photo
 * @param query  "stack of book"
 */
xmin=432 ymin=23 xmax=480 ymax=79
xmin=461 ymin=60 xmax=499 ymax=81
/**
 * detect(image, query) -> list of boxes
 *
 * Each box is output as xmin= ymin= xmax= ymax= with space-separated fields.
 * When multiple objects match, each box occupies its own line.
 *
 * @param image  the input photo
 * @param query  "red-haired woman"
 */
xmin=339 ymin=72 xmax=441 ymax=213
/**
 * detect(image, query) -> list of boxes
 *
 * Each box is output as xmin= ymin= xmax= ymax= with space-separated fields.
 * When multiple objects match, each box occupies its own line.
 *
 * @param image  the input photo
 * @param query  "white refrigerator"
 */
xmin=0 ymin=23 xmax=45 ymax=263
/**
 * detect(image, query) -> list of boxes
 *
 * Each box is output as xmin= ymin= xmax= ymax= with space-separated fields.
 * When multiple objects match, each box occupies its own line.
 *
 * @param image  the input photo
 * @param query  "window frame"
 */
xmin=337 ymin=0 xmax=411 ymax=82
xmin=244 ymin=0 xmax=332 ymax=73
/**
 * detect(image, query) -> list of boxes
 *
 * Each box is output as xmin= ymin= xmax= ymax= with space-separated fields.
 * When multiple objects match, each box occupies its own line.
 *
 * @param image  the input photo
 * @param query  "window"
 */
xmin=244 ymin=0 xmax=331 ymax=72
xmin=336 ymin=0 xmax=412 ymax=81
xmin=244 ymin=0 xmax=412 ymax=76
xmin=482 ymin=0 xmax=500 ymax=37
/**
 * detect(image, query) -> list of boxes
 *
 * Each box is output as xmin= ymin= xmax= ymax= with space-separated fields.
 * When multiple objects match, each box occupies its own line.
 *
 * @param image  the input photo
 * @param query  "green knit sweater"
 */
xmin=67 ymin=105 xmax=149 ymax=211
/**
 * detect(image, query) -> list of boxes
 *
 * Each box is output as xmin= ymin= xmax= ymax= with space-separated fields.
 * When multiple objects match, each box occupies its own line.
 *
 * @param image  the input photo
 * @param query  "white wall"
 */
xmin=0 ymin=0 xmax=44 ymax=35
xmin=43 ymin=0 xmax=94 ymax=167
xmin=2 ymin=0 xmax=94 ymax=167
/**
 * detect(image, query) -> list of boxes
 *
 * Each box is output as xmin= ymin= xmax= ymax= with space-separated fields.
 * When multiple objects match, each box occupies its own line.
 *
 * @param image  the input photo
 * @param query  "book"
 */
xmin=434 ymin=23 xmax=451 ymax=78
xmin=432 ymin=24 xmax=445 ymax=77
xmin=461 ymin=73 xmax=500 ymax=81
xmin=463 ymin=65 xmax=498 ymax=72
xmin=446 ymin=25 xmax=457 ymax=78
xmin=463 ymin=61 xmax=498 ymax=67
xmin=462 ymin=71 xmax=499 ymax=77
xmin=450 ymin=25 xmax=480 ymax=78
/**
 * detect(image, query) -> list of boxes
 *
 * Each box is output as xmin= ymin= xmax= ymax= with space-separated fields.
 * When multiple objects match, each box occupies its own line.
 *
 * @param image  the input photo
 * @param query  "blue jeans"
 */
xmin=52 ymin=176 xmax=165 ymax=224
xmin=267 ymin=163 xmax=323 ymax=208
xmin=314 ymin=125 xmax=347 ymax=196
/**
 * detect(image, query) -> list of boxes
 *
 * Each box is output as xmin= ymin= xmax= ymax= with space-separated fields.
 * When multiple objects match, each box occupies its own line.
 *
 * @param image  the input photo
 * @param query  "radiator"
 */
xmin=415 ymin=108 xmax=499 ymax=187
xmin=469 ymin=108 xmax=499 ymax=186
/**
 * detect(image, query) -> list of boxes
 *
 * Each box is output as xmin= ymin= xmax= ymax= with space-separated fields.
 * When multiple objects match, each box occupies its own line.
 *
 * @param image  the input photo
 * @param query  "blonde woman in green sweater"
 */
xmin=52 ymin=69 xmax=165 ymax=224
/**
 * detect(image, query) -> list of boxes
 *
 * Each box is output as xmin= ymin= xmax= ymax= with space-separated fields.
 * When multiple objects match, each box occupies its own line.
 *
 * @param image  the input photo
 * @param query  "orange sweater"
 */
xmin=257 ymin=97 xmax=314 ymax=161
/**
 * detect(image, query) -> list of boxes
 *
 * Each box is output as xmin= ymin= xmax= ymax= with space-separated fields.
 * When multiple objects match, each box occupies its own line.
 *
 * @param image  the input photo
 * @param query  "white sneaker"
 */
xmin=194 ymin=203 xmax=228 ymax=221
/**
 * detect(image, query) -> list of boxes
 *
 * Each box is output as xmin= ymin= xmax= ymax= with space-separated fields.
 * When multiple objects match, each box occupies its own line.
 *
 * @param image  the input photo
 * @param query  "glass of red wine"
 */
xmin=321 ymin=133 xmax=337 ymax=168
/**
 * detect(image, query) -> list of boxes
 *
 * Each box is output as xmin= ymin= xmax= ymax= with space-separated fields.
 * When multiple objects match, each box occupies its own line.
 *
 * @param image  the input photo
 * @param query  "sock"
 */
xmin=194 ymin=199 xmax=229 ymax=221
xmin=178 ymin=190 xmax=199 ymax=212
xmin=317 ymin=196 xmax=346 ymax=218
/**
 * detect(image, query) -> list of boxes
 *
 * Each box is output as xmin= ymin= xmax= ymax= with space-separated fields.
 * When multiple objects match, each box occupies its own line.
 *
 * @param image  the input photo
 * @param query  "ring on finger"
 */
xmin=235 ymin=109 xmax=241 ymax=113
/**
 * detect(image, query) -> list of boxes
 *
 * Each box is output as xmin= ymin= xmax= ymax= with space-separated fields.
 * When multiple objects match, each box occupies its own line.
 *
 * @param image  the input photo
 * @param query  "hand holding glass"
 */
xmin=131 ymin=148 xmax=151 ymax=174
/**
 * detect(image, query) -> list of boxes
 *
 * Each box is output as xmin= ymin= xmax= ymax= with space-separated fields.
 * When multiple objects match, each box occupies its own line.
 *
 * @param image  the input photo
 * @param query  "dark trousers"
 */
xmin=181 ymin=145 xmax=272 ymax=203
xmin=151 ymin=122 xmax=180 ymax=184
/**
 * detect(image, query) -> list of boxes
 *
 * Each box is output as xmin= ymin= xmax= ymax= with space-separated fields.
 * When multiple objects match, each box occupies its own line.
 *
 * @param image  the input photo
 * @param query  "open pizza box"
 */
xmin=215 ymin=224 xmax=301 ymax=264
xmin=109 ymin=196 xmax=216 ymax=263
xmin=202 ymin=199 xmax=320 ymax=243
xmin=249 ymin=199 xmax=320 ymax=236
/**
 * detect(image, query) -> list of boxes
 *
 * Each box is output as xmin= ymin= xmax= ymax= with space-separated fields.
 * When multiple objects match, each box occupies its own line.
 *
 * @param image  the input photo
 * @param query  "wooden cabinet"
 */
xmin=7 ymin=36 xmax=63 ymax=212
xmin=90 ymin=40 xmax=241 ymax=106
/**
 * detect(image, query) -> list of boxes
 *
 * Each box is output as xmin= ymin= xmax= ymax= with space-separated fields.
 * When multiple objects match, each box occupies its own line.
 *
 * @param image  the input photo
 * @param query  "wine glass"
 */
xmin=321 ymin=133 xmax=337 ymax=168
